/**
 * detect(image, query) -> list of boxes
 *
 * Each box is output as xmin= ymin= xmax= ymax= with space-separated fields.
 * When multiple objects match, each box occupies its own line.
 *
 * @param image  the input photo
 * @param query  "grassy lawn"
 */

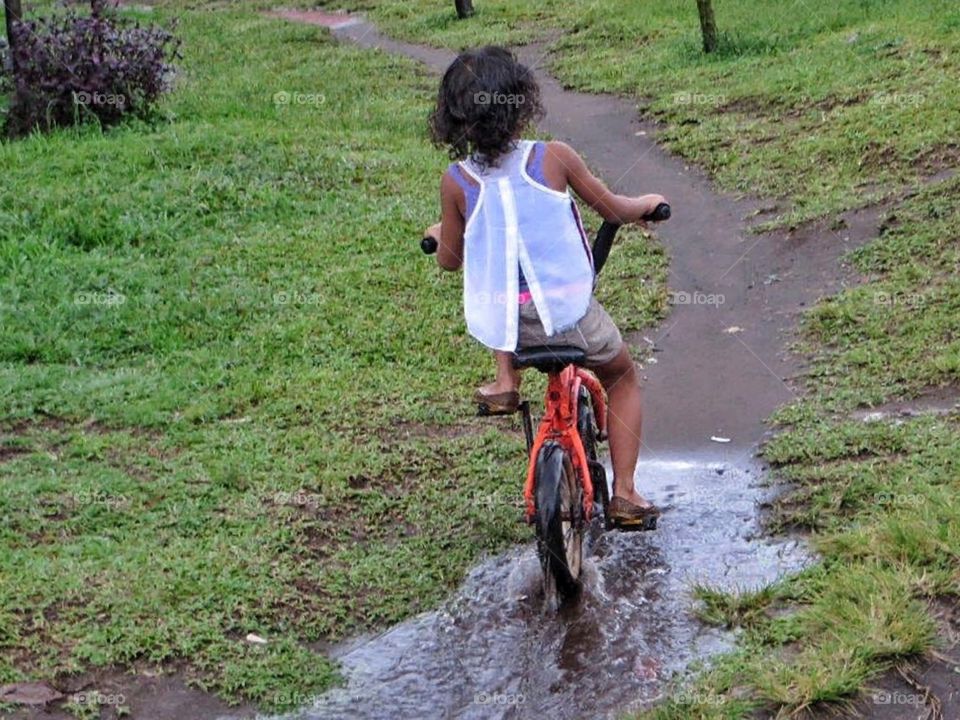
xmin=292 ymin=0 xmax=960 ymax=717
xmin=324 ymin=0 xmax=960 ymax=227
xmin=0 ymin=3 xmax=667 ymax=713
xmin=3 ymin=0 xmax=958 ymax=717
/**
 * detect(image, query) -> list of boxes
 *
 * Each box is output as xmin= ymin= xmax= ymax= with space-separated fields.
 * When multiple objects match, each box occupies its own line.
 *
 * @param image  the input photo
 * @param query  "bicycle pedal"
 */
xmin=610 ymin=515 xmax=658 ymax=532
xmin=476 ymin=403 xmax=518 ymax=417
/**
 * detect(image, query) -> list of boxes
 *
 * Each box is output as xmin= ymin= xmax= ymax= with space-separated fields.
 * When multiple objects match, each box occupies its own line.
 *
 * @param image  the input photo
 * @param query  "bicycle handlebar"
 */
xmin=420 ymin=235 xmax=439 ymax=255
xmin=420 ymin=202 xmax=671 ymax=278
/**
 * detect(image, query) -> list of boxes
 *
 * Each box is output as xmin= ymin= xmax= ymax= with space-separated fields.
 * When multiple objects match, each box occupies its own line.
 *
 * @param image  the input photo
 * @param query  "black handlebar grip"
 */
xmin=644 ymin=202 xmax=671 ymax=222
xmin=421 ymin=236 xmax=438 ymax=255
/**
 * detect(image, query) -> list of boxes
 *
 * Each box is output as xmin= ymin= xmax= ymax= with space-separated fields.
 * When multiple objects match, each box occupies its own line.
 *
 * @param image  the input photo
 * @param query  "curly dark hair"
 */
xmin=429 ymin=46 xmax=544 ymax=168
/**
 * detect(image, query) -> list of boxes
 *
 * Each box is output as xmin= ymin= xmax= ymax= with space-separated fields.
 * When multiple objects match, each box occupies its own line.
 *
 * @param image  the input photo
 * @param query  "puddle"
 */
xmin=282 ymin=457 xmax=808 ymax=720
xmin=851 ymin=387 xmax=960 ymax=424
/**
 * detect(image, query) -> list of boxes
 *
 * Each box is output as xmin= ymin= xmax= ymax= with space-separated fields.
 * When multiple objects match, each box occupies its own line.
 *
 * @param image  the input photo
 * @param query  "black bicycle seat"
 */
xmin=512 ymin=346 xmax=587 ymax=373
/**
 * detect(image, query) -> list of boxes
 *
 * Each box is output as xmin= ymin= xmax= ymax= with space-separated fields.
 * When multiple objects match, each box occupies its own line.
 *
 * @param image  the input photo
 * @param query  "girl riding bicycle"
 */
xmin=424 ymin=46 xmax=664 ymax=525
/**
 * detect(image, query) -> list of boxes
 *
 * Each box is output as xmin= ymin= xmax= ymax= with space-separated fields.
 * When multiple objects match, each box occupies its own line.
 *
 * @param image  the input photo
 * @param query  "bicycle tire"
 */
xmin=534 ymin=441 xmax=584 ymax=599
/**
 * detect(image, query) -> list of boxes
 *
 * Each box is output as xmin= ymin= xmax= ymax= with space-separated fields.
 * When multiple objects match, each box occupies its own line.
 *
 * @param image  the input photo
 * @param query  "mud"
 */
xmin=0 ymin=669 xmax=257 ymax=720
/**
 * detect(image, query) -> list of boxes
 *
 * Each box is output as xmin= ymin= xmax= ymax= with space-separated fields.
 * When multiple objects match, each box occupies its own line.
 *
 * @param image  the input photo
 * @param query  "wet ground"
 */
xmin=1 ymin=671 xmax=258 ymax=720
xmin=292 ymin=458 xmax=806 ymax=720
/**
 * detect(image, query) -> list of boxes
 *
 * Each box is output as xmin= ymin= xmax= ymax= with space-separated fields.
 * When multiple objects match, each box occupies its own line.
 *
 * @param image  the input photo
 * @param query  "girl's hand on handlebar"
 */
xmin=638 ymin=194 xmax=668 ymax=222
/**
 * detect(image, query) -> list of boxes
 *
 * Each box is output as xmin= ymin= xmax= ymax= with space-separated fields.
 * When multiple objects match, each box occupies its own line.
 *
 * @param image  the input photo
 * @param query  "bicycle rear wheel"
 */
xmin=534 ymin=441 xmax=584 ymax=599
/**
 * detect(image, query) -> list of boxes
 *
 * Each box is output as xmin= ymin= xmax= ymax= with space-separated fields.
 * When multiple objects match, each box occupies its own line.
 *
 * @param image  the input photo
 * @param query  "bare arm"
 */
xmin=548 ymin=141 xmax=665 ymax=223
xmin=427 ymin=171 xmax=466 ymax=271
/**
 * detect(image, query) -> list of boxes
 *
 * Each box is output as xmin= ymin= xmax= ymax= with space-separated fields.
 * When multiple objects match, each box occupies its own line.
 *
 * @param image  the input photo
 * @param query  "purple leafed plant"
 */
xmin=3 ymin=5 xmax=181 ymax=137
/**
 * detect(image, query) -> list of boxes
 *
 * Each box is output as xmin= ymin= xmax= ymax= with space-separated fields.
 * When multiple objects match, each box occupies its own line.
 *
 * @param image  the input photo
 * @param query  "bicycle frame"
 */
xmin=522 ymin=365 xmax=608 ymax=523
xmin=422 ymin=210 xmax=672 ymax=534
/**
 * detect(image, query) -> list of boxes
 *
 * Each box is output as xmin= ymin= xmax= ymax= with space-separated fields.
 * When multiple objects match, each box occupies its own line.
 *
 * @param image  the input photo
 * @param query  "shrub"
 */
xmin=3 ymin=4 xmax=181 ymax=137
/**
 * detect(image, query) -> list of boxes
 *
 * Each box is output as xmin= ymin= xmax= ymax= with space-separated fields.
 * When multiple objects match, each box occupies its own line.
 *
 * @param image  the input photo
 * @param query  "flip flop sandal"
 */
xmin=474 ymin=389 xmax=520 ymax=416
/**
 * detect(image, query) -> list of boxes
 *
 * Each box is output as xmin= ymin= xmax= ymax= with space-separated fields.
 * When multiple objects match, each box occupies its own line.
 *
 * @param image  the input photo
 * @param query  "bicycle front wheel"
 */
xmin=534 ymin=441 xmax=584 ymax=599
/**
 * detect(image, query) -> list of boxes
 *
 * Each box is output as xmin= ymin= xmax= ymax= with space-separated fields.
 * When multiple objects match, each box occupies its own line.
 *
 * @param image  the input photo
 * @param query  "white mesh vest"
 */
xmin=459 ymin=140 xmax=594 ymax=351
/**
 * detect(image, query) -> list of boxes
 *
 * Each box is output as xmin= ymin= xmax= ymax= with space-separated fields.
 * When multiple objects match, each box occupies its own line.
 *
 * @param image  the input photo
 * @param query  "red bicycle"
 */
xmin=512 ymin=344 xmax=610 ymax=598
xmin=423 ymin=204 xmax=670 ymax=600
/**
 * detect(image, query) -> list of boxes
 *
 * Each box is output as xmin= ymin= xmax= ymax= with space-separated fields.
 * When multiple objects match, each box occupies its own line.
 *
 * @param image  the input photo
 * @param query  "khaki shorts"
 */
xmin=517 ymin=297 xmax=623 ymax=367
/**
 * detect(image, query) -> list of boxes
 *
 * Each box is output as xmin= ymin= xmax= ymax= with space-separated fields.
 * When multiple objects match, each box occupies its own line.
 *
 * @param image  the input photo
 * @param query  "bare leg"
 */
xmin=593 ymin=345 xmax=653 ymax=508
xmin=478 ymin=350 xmax=521 ymax=396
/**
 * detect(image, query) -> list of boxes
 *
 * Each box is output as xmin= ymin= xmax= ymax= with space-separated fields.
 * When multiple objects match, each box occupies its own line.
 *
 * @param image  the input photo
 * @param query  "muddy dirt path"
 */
xmin=268 ymin=12 xmax=886 ymax=720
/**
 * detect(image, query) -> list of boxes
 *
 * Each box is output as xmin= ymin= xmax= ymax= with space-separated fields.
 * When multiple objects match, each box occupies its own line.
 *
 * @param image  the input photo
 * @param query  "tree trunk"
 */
xmin=696 ymin=0 xmax=718 ymax=53
xmin=455 ymin=0 xmax=474 ymax=20
xmin=4 ymin=0 xmax=22 ymax=75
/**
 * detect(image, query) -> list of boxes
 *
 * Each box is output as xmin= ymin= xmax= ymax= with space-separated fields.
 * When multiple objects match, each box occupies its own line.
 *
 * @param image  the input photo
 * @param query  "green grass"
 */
xmin=0 ymin=4 xmax=666 ymax=711
xmin=318 ymin=0 xmax=960 ymax=227
xmin=4 ymin=0 xmax=958 ymax=716
xmin=268 ymin=0 xmax=960 ymax=717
